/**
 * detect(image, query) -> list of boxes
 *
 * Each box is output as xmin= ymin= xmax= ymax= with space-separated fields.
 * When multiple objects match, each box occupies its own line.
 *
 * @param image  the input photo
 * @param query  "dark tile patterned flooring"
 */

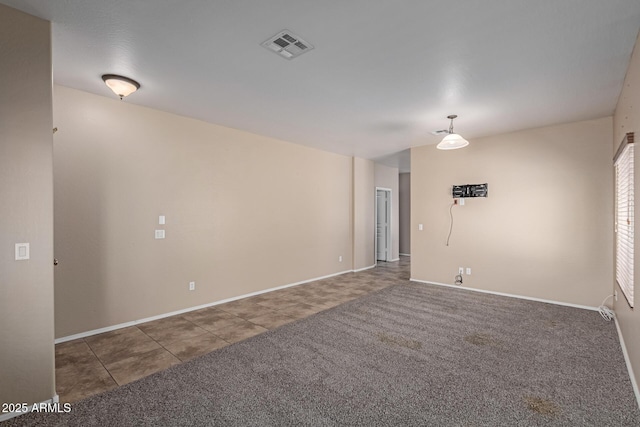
xmin=55 ymin=258 xmax=410 ymax=403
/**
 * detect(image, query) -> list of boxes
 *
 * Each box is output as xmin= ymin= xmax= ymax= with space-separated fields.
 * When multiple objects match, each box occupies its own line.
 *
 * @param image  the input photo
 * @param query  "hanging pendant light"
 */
xmin=437 ymin=114 xmax=469 ymax=150
xmin=102 ymin=74 xmax=140 ymax=100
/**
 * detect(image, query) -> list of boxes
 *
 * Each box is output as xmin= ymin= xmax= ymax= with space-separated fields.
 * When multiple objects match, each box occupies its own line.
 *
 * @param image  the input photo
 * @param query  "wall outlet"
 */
xmin=458 ymin=267 xmax=464 ymax=275
xmin=418 ymin=224 xmax=423 ymax=231
xmin=189 ymin=281 xmax=195 ymax=291
xmin=466 ymin=268 xmax=471 ymax=275
xmin=339 ymin=256 xmax=343 ymax=262
xmin=459 ymin=198 xmax=465 ymax=206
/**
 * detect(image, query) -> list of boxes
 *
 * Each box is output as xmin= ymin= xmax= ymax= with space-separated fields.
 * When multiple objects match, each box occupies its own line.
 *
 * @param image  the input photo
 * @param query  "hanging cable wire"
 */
xmin=446 ymin=202 xmax=456 ymax=246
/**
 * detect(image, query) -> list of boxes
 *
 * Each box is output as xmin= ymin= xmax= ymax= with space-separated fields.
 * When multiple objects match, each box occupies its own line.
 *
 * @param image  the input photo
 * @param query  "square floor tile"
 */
xmin=56 ymin=363 xmax=117 ymax=403
xmin=196 ymin=314 xmax=250 ymax=333
xmin=214 ymin=322 xmax=268 ymax=344
xmin=248 ymin=312 xmax=297 ymax=330
xmin=55 ymin=339 xmax=118 ymax=403
xmin=85 ymin=327 xmax=162 ymax=365
xmin=56 ymin=339 xmax=99 ymax=368
xmin=182 ymin=307 xmax=236 ymax=325
xmin=276 ymin=303 xmax=324 ymax=319
xmin=163 ymin=333 xmax=230 ymax=361
xmin=217 ymin=302 xmax=283 ymax=319
xmin=138 ymin=318 xmax=209 ymax=346
xmin=104 ymin=348 xmax=181 ymax=386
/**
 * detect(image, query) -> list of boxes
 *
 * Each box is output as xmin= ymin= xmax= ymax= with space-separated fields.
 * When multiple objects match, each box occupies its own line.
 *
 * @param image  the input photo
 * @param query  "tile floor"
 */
xmin=55 ymin=258 xmax=410 ymax=403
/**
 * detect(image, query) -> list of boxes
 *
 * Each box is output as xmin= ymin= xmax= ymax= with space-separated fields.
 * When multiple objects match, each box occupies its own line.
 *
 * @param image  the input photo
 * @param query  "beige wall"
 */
xmin=53 ymin=85 xmax=356 ymax=337
xmin=411 ymin=117 xmax=613 ymax=307
xmin=374 ymin=163 xmax=400 ymax=261
xmin=352 ymin=158 xmax=375 ymax=270
xmin=613 ymin=29 xmax=640 ymax=394
xmin=0 ymin=5 xmax=56 ymax=408
xmin=399 ymin=173 xmax=411 ymax=255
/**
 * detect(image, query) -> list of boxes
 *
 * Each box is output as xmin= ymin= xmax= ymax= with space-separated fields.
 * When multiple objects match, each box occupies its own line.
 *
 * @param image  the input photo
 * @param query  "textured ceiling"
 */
xmin=3 ymin=1 xmax=640 ymax=171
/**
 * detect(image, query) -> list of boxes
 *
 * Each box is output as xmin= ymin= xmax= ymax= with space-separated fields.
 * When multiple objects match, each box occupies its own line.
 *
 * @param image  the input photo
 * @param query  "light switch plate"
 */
xmin=159 ymin=215 xmax=165 ymax=225
xmin=15 ymin=243 xmax=30 ymax=260
xmin=418 ymin=224 xmax=423 ymax=231
xmin=155 ymin=230 xmax=165 ymax=239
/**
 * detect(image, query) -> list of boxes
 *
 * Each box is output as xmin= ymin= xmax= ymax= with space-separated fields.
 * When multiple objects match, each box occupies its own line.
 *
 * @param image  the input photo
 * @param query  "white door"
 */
xmin=376 ymin=189 xmax=390 ymax=261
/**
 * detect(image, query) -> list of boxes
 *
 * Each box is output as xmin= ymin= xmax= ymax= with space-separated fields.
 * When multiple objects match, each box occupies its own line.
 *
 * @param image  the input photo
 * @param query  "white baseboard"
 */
xmin=0 ymin=395 xmax=59 ymax=422
xmin=399 ymin=253 xmax=411 ymax=257
xmin=353 ymin=264 xmax=376 ymax=272
xmin=614 ymin=318 xmax=640 ymax=408
xmin=409 ymin=278 xmax=599 ymax=312
xmin=390 ymin=258 xmax=400 ymax=262
xmin=56 ymin=268 xmax=357 ymax=344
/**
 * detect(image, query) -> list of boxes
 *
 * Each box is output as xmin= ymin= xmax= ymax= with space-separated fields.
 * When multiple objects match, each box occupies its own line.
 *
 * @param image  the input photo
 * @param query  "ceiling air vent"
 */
xmin=261 ymin=30 xmax=314 ymax=60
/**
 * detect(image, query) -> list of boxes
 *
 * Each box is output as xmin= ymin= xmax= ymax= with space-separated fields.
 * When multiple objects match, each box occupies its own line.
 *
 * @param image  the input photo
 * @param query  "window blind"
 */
xmin=615 ymin=135 xmax=634 ymax=308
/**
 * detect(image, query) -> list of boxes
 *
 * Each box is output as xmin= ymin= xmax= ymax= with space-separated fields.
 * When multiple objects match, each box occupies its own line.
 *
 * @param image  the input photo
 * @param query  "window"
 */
xmin=614 ymin=133 xmax=635 ymax=308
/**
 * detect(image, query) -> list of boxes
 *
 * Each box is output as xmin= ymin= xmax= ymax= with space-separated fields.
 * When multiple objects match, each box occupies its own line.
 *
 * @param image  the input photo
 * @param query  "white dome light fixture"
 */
xmin=102 ymin=74 xmax=140 ymax=100
xmin=437 ymin=114 xmax=469 ymax=150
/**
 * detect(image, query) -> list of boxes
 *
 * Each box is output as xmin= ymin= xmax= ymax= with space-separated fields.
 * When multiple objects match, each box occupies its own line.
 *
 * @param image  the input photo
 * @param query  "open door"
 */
xmin=376 ymin=188 xmax=391 ymax=262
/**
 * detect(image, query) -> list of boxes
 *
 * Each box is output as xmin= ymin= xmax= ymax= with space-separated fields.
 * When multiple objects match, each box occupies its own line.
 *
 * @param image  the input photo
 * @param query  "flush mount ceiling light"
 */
xmin=436 ymin=115 xmax=469 ymax=150
xmin=102 ymin=74 xmax=140 ymax=100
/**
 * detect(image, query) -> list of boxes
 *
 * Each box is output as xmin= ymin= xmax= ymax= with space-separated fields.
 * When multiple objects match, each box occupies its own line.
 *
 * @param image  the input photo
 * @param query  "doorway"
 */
xmin=376 ymin=188 xmax=392 ymax=262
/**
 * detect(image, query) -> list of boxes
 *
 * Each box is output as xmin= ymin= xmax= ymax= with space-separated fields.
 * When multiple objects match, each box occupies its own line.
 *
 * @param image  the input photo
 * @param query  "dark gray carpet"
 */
xmin=6 ymin=283 xmax=640 ymax=426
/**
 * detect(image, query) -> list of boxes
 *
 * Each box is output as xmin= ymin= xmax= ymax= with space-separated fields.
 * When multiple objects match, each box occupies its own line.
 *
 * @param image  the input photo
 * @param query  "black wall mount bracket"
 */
xmin=452 ymin=183 xmax=488 ymax=198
